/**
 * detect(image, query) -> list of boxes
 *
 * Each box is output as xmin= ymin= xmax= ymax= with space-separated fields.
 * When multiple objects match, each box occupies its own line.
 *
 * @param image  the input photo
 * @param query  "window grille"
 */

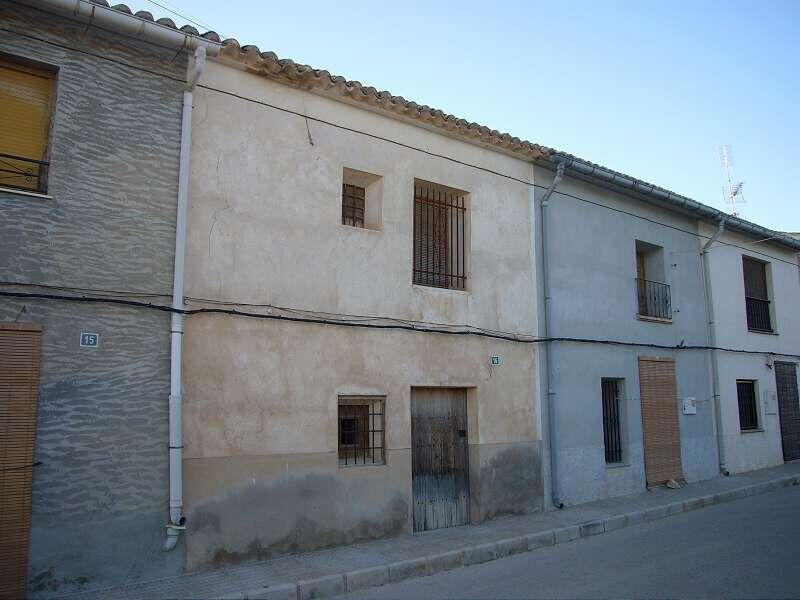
xmin=0 ymin=58 xmax=54 ymax=194
xmin=601 ymin=378 xmax=623 ymax=463
xmin=338 ymin=396 xmax=385 ymax=466
xmin=742 ymin=257 xmax=772 ymax=332
xmin=342 ymin=183 xmax=365 ymax=228
xmin=413 ymin=183 xmax=466 ymax=290
xmin=736 ymin=380 xmax=759 ymax=431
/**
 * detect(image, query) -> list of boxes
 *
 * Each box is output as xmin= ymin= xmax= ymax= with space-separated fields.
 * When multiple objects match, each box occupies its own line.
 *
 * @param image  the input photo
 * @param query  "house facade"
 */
xmin=701 ymin=223 xmax=800 ymax=474
xmin=0 ymin=1 xmax=218 ymax=595
xmin=532 ymin=158 xmax=720 ymax=507
xmin=180 ymin=47 xmax=545 ymax=569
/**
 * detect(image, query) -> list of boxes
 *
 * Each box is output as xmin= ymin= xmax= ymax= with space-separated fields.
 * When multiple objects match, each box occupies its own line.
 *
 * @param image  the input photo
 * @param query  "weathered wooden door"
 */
xmin=411 ymin=388 xmax=470 ymax=532
xmin=0 ymin=323 xmax=42 ymax=600
xmin=638 ymin=357 xmax=684 ymax=487
xmin=775 ymin=362 xmax=800 ymax=462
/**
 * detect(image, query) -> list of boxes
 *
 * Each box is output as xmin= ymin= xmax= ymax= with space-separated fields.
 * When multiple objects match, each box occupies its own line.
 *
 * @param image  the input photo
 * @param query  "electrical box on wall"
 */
xmin=763 ymin=390 xmax=777 ymax=415
xmin=682 ymin=397 xmax=697 ymax=415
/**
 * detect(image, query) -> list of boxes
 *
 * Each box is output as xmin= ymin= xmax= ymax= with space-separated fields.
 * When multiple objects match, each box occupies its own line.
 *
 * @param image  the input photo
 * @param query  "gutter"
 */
xmin=701 ymin=218 xmax=729 ymax=476
xmin=539 ymin=153 xmax=800 ymax=253
xmin=163 ymin=45 xmax=207 ymax=552
xmin=537 ymin=161 xmax=566 ymax=509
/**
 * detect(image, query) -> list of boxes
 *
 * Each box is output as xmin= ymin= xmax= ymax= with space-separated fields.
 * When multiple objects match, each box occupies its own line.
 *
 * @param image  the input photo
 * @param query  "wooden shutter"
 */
xmin=638 ymin=357 xmax=683 ymax=487
xmin=742 ymin=257 xmax=768 ymax=300
xmin=0 ymin=59 xmax=53 ymax=192
xmin=0 ymin=323 xmax=42 ymax=600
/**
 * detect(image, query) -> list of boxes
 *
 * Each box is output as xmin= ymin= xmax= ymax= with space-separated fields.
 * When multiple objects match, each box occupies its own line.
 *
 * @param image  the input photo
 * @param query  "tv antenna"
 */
xmin=719 ymin=145 xmax=745 ymax=217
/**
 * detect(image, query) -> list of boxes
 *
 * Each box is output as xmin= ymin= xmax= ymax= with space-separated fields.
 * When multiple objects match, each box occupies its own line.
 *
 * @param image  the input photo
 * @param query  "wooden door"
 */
xmin=0 ymin=323 xmax=42 ymax=600
xmin=775 ymin=362 xmax=800 ymax=462
xmin=411 ymin=388 xmax=470 ymax=532
xmin=638 ymin=357 xmax=684 ymax=486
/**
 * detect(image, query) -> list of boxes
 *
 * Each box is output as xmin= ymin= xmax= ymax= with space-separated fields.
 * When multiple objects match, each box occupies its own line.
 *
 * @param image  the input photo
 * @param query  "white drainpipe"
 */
xmin=164 ymin=45 xmax=207 ymax=552
xmin=701 ymin=218 xmax=728 ymax=477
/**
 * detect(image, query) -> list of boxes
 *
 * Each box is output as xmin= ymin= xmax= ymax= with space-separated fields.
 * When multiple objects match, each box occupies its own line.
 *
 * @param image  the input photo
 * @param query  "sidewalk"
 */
xmin=63 ymin=462 xmax=800 ymax=600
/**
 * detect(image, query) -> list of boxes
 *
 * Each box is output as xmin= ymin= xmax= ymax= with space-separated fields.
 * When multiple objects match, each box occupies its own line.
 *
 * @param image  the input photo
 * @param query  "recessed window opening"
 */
xmin=0 ymin=56 xmax=55 ymax=194
xmin=413 ymin=180 xmax=468 ymax=290
xmin=635 ymin=240 xmax=670 ymax=319
xmin=338 ymin=396 xmax=385 ymax=466
xmin=742 ymin=257 xmax=772 ymax=332
xmin=736 ymin=379 xmax=760 ymax=431
xmin=342 ymin=167 xmax=382 ymax=230
xmin=601 ymin=378 xmax=625 ymax=464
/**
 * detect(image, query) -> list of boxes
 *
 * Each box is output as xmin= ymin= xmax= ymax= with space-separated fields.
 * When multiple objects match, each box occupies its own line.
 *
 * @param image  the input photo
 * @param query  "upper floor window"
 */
xmin=341 ymin=167 xmax=382 ymax=230
xmin=413 ymin=180 xmax=467 ymax=290
xmin=742 ymin=256 xmax=773 ymax=332
xmin=0 ymin=57 xmax=54 ymax=194
xmin=635 ymin=240 xmax=671 ymax=320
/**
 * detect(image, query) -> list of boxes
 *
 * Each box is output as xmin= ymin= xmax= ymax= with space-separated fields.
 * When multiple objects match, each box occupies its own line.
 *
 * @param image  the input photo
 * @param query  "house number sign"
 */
xmin=80 ymin=332 xmax=100 ymax=348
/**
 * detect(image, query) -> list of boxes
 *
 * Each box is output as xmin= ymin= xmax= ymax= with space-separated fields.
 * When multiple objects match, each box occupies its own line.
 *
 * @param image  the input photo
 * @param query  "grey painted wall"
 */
xmin=534 ymin=165 xmax=719 ymax=506
xmin=0 ymin=2 xmax=186 ymax=594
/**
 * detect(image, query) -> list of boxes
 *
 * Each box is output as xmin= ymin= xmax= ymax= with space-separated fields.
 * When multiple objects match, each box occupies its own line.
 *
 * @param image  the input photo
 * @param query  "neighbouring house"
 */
xmin=0 ymin=0 xmax=219 ymax=596
xmin=700 ymin=222 xmax=800 ymax=474
xmin=180 ymin=42 xmax=546 ymax=569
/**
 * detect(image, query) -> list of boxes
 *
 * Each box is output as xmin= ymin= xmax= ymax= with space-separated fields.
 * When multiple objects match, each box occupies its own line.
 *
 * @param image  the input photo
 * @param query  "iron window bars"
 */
xmin=413 ymin=183 xmax=466 ymax=290
xmin=601 ymin=378 xmax=623 ymax=463
xmin=636 ymin=278 xmax=672 ymax=320
xmin=338 ymin=396 xmax=385 ymax=466
xmin=342 ymin=183 xmax=366 ymax=228
xmin=736 ymin=380 xmax=759 ymax=431
xmin=0 ymin=153 xmax=49 ymax=194
xmin=742 ymin=257 xmax=772 ymax=332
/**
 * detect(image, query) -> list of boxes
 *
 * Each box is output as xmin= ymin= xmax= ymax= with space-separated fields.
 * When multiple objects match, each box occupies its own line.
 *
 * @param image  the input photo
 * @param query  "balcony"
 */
xmin=0 ymin=152 xmax=49 ymax=194
xmin=745 ymin=296 xmax=773 ymax=332
xmin=636 ymin=278 xmax=672 ymax=321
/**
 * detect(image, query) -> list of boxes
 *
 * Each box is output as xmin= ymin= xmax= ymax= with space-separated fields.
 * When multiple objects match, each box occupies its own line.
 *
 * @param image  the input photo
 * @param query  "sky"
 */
xmin=128 ymin=0 xmax=800 ymax=232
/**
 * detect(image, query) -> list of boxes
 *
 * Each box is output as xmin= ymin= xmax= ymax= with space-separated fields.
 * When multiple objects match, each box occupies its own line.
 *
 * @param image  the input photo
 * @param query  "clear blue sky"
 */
xmin=131 ymin=0 xmax=799 ymax=232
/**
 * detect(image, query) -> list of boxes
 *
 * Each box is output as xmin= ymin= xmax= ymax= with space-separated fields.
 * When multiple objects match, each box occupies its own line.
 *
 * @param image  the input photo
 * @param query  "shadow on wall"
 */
xmin=474 ymin=442 xmax=544 ymax=521
xmin=187 ymin=471 xmax=409 ymax=571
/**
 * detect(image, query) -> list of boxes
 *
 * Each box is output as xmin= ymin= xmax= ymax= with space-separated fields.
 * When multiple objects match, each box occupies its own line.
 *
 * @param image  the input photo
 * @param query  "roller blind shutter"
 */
xmin=638 ymin=357 xmax=684 ymax=487
xmin=0 ymin=323 xmax=42 ymax=600
xmin=0 ymin=59 xmax=53 ymax=192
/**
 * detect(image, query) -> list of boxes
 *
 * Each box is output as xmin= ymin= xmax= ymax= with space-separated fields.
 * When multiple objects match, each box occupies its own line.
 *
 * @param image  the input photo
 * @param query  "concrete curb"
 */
xmin=220 ymin=474 xmax=800 ymax=600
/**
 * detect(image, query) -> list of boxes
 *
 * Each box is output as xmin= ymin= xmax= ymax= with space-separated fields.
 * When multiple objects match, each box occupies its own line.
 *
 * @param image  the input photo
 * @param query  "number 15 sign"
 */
xmin=80 ymin=332 xmax=99 ymax=348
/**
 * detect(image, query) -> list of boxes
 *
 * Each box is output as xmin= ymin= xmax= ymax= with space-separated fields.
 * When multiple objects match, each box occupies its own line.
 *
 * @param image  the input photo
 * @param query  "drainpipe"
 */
xmin=701 ymin=218 xmax=729 ymax=477
xmin=538 ymin=161 xmax=566 ymax=509
xmin=164 ymin=45 xmax=207 ymax=552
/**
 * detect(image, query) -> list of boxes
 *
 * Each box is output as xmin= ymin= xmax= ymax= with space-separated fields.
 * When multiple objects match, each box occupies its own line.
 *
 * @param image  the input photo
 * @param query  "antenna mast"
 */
xmin=719 ymin=144 xmax=745 ymax=217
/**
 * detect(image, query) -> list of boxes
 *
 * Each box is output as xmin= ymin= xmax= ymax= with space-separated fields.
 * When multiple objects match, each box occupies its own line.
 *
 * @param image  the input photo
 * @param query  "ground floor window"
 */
xmin=736 ymin=380 xmax=759 ymax=431
xmin=602 ymin=378 xmax=624 ymax=464
xmin=338 ymin=396 xmax=385 ymax=466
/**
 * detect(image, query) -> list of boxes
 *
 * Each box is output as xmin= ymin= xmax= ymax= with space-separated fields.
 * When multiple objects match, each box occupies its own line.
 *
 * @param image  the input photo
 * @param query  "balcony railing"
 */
xmin=636 ymin=278 xmax=672 ymax=320
xmin=0 ymin=152 xmax=49 ymax=194
xmin=745 ymin=297 xmax=772 ymax=332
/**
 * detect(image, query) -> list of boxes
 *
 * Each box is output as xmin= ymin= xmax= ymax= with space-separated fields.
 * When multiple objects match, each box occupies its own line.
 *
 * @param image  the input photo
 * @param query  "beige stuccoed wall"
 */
xmin=182 ymin=59 xmax=541 ymax=570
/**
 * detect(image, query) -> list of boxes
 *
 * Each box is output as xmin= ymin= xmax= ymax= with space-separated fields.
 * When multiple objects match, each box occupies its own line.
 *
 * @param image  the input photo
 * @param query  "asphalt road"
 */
xmin=335 ymin=485 xmax=800 ymax=599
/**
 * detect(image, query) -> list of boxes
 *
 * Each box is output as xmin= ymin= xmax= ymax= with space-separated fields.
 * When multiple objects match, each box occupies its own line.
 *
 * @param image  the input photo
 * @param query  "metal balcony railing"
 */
xmin=0 ymin=152 xmax=49 ymax=194
xmin=636 ymin=278 xmax=672 ymax=320
xmin=745 ymin=296 xmax=772 ymax=332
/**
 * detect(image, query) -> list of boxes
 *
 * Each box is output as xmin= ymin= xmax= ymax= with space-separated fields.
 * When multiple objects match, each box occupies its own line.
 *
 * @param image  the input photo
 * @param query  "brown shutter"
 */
xmin=0 ymin=323 xmax=42 ymax=600
xmin=638 ymin=357 xmax=683 ymax=487
xmin=742 ymin=257 xmax=768 ymax=300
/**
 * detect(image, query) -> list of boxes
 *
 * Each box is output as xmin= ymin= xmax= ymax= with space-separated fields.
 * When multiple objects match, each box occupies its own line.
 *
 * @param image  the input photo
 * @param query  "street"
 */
xmin=335 ymin=485 xmax=800 ymax=599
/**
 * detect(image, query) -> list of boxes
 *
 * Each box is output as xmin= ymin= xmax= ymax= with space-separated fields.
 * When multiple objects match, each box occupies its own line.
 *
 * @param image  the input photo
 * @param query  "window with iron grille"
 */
xmin=736 ymin=379 xmax=759 ymax=431
xmin=742 ymin=257 xmax=772 ymax=332
xmin=0 ymin=56 xmax=55 ymax=194
xmin=601 ymin=378 xmax=624 ymax=463
xmin=413 ymin=181 xmax=467 ymax=290
xmin=338 ymin=396 xmax=385 ymax=466
xmin=342 ymin=183 xmax=366 ymax=228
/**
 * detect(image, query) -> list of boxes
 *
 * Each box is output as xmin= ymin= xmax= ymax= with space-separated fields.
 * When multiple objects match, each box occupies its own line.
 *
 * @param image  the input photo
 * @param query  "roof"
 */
xmin=71 ymin=2 xmax=800 ymax=253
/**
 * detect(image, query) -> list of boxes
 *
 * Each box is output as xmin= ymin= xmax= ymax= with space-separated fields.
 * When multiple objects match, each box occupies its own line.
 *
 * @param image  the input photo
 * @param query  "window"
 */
xmin=601 ymin=378 xmax=624 ymax=463
xmin=635 ymin=240 xmax=671 ymax=320
xmin=413 ymin=180 xmax=467 ymax=290
xmin=338 ymin=396 xmax=385 ymax=466
xmin=0 ymin=57 xmax=54 ymax=194
xmin=736 ymin=380 xmax=759 ymax=431
xmin=341 ymin=167 xmax=382 ymax=230
xmin=742 ymin=257 xmax=772 ymax=332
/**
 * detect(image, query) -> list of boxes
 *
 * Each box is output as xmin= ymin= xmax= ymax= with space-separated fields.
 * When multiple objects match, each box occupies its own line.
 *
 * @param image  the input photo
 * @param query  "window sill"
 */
xmin=338 ymin=462 xmax=387 ymax=469
xmin=338 ymin=223 xmax=381 ymax=233
xmin=412 ymin=283 xmax=470 ymax=296
xmin=747 ymin=328 xmax=778 ymax=336
xmin=605 ymin=462 xmax=630 ymax=470
xmin=636 ymin=314 xmax=672 ymax=324
xmin=740 ymin=428 xmax=765 ymax=434
xmin=0 ymin=186 xmax=52 ymax=200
